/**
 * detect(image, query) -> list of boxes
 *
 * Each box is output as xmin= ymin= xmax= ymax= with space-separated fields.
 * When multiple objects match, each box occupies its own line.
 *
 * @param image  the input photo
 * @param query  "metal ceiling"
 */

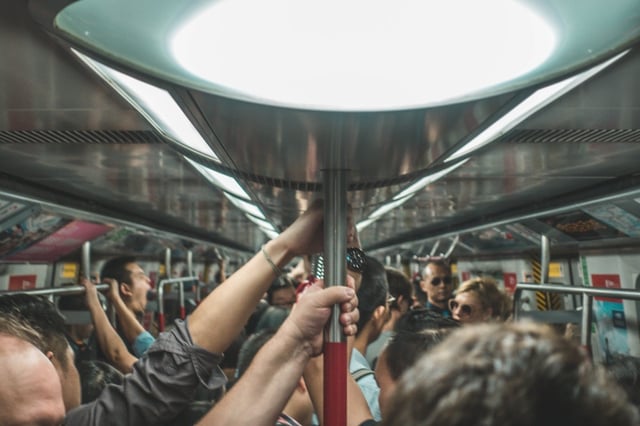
xmin=2 ymin=2 xmax=640 ymax=263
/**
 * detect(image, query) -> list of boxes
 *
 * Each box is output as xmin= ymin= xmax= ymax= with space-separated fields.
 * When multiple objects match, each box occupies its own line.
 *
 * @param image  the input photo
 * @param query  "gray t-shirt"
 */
xmin=65 ymin=319 xmax=225 ymax=425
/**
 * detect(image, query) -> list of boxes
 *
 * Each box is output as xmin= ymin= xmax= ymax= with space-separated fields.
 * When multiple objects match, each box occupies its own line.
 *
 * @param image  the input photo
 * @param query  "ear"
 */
xmin=419 ymin=279 xmax=429 ymax=293
xmin=120 ymin=281 xmax=133 ymax=297
xmin=45 ymin=350 xmax=55 ymax=362
xmin=373 ymin=305 xmax=388 ymax=325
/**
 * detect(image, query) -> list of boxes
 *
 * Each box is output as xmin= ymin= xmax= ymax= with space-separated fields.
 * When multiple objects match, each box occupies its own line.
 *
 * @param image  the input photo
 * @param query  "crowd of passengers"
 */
xmin=1 ymin=200 xmax=640 ymax=426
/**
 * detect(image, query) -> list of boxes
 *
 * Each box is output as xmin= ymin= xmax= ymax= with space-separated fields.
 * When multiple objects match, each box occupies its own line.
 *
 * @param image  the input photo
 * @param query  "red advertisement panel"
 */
xmin=6 ymin=220 xmax=112 ymax=262
xmin=8 ymin=274 xmax=37 ymax=290
xmin=503 ymin=272 xmax=517 ymax=295
xmin=591 ymin=273 xmax=622 ymax=303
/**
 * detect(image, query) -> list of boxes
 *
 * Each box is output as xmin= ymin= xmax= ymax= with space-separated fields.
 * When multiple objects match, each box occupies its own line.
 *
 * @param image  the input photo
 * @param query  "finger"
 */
xmin=312 ymin=286 xmax=355 ymax=308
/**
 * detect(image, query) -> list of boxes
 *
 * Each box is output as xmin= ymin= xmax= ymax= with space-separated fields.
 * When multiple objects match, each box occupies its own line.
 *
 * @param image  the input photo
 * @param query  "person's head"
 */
xmin=394 ymin=308 xmax=461 ymax=334
xmin=0 ymin=334 xmax=66 ymax=426
xmin=382 ymin=322 xmax=640 ymax=426
xmin=375 ymin=329 xmax=452 ymax=418
xmin=0 ymin=294 xmax=81 ymax=411
xmin=449 ymin=277 xmax=511 ymax=324
xmin=357 ymin=256 xmax=391 ymax=341
xmin=236 ymin=329 xmax=313 ymax=423
xmin=101 ymin=256 xmax=151 ymax=314
xmin=77 ymin=360 xmax=124 ymax=404
xmin=266 ymin=275 xmax=297 ymax=308
xmin=419 ymin=260 xmax=453 ymax=309
xmin=255 ymin=305 xmax=290 ymax=333
xmin=605 ymin=354 xmax=640 ymax=409
xmin=385 ymin=267 xmax=414 ymax=316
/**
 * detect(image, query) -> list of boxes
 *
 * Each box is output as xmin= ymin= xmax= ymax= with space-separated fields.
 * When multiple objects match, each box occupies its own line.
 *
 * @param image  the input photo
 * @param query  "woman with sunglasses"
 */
xmin=448 ymin=277 xmax=512 ymax=325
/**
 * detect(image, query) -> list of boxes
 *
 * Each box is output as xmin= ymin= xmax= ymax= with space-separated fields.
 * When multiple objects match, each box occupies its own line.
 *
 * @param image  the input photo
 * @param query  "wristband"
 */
xmin=261 ymin=245 xmax=283 ymax=277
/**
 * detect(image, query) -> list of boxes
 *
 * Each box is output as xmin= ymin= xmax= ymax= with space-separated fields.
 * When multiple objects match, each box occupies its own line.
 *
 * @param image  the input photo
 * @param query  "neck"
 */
xmin=428 ymin=299 xmax=446 ymax=309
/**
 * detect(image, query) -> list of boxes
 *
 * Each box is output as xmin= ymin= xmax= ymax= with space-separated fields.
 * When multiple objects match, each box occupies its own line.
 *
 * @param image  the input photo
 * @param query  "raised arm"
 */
xmin=197 ymin=280 xmax=359 ymax=425
xmin=80 ymin=278 xmax=137 ymax=374
xmin=188 ymin=199 xmax=326 ymax=354
xmin=105 ymin=278 xmax=153 ymax=356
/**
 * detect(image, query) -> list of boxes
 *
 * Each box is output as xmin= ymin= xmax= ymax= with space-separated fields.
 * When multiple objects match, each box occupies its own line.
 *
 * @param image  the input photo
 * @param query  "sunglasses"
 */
xmin=430 ymin=276 xmax=452 ymax=286
xmin=449 ymin=300 xmax=474 ymax=317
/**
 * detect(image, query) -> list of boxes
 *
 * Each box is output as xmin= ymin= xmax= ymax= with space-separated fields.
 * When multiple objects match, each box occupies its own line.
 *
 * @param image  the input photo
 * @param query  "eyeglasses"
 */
xmin=430 ymin=276 xmax=452 ymax=286
xmin=448 ymin=300 xmax=474 ymax=317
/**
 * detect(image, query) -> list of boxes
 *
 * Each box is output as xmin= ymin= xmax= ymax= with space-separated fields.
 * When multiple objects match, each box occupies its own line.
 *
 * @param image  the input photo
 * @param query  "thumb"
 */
xmin=313 ymin=286 xmax=355 ymax=308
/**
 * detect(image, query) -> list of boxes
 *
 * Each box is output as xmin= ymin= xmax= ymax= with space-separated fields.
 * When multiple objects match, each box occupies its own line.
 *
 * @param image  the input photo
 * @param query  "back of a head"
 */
xmin=255 ymin=305 xmax=290 ymax=333
xmin=394 ymin=308 xmax=460 ymax=333
xmin=605 ymin=354 xmax=640 ymax=409
xmin=357 ymin=255 xmax=389 ymax=331
xmin=384 ymin=329 xmax=453 ymax=381
xmin=382 ymin=322 xmax=640 ymax=426
xmin=77 ymin=360 xmax=124 ymax=404
xmin=0 ymin=334 xmax=66 ymax=426
xmin=236 ymin=329 xmax=276 ymax=379
xmin=385 ymin=267 xmax=413 ymax=312
xmin=0 ymin=294 xmax=70 ymax=370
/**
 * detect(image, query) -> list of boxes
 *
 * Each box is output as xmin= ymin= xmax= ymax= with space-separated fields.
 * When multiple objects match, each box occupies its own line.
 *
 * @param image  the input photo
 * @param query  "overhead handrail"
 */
xmin=0 ymin=283 xmax=110 ymax=296
xmin=156 ymin=276 xmax=197 ymax=331
xmin=513 ymin=282 xmax=640 ymax=356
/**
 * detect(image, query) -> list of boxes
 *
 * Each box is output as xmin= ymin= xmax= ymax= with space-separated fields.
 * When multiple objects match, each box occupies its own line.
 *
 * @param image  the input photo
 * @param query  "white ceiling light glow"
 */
xmin=444 ymin=50 xmax=628 ymax=162
xmin=72 ymin=49 xmax=219 ymax=160
xmin=170 ymin=0 xmax=556 ymax=111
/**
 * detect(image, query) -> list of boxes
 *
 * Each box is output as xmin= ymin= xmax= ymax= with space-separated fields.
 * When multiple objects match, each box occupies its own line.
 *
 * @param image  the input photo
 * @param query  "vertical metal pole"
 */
xmin=178 ymin=281 xmax=186 ymax=320
xmin=323 ymin=168 xmax=347 ymax=426
xmin=188 ymin=249 xmax=200 ymax=304
xmin=540 ymin=235 xmax=550 ymax=284
xmin=157 ymin=280 xmax=165 ymax=332
xmin=581 ymin=293 xmax=593 ymax=357
xmin=81 ymin=241 xmax=91 ymax=280
xmin=164 ymin=248 xmax=172 ymax=279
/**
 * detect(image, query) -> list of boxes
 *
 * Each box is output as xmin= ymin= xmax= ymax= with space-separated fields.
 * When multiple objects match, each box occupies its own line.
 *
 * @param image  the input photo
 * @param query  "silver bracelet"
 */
xmin=261 ymin=245 xmax=283 ymax=277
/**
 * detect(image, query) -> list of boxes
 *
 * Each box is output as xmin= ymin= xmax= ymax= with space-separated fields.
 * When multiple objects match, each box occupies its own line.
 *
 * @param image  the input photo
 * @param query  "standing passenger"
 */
xmin=448 ymin=277 xmax=511 ymax=324
xmin=419 ymin=260 xmax=454 ymax=318
xmin=99 ymin=257 xmax=155 ymax=357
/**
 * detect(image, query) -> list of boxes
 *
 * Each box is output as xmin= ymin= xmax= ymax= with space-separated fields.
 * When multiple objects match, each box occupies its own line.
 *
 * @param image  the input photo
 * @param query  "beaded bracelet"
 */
xmin=261 ymin=245 xmax=283 ymax=277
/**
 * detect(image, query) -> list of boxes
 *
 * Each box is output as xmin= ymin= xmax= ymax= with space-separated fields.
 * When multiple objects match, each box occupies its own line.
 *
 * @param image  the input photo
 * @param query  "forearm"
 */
xmin=85 ymin=294 xmax=136 ymax=374
xmin=111 ymin=295 xmax=146 ymax=344
xmin=198 ymin=323 xmax=312 ymax=425
xmin=303 ymin=351 xmax=373 ymax=426
xmin=189 ymin=238 xmax=293 ymax=353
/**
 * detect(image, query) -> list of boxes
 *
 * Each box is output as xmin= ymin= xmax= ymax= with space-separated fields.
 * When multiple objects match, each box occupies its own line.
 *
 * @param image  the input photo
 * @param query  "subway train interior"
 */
xmin=2 ymin=0 xmax=640 ymax=373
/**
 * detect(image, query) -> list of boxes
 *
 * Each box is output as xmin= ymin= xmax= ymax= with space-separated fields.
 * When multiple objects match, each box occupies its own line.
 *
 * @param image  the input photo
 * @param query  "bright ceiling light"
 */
xmin=393 ymin=160 xmax=469 ymax=200
xmin=245 ymin=214 xmax=277 ymax=232
xmin=185 ymin=158 xmax=250 ymax=200
xmin=225 ymin=193 xmax=266 ymax=220
xmin=171 ymin=0 xmax=555 ymax=111
xmin=444 ymin=50 xmax=629 ymax=162
xmin=71 ymin=49 xmax=219 ymax=160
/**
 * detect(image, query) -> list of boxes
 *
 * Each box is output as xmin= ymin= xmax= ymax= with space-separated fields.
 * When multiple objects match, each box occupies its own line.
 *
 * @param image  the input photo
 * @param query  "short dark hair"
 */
xmin=78 ymin=360 xmax=124 ymax=403
xmin=385 ymin=267 xmax=413 ymax=311
xmin=0 ymin=294 xmax=71 ymax=370
xmin=394 ymin=308 xmax=460 ymax=333
xmin=384 ymin=329 xmax=453 ymax=380
xmin=357 ymin=256 xmax=389 ymax=332
xmin=236 ymin=329 xmax=276 ymax=379
xmin=100 ymin=256 xmax=138 ymax=284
